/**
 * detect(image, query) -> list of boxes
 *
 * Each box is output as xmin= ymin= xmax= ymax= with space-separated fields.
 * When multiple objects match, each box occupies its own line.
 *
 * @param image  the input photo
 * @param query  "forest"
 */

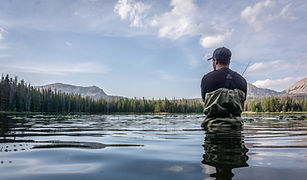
xmin=0 ymin=74 xmax=203 ymax=113
xmin=245 ymin=96 xmax=307 ymax=112
xmin=0 ymin=74 xmax=306 ymax=114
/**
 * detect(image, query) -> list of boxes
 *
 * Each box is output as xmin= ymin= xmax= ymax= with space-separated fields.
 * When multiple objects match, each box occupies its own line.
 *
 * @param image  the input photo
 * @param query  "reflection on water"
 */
xmin=0 ymin=114 xmax=143 ymax=152
xmin=202 ymin=124 xmax=248 ymax=179
xmin=0 ymin=113 xmax=307 ymax=179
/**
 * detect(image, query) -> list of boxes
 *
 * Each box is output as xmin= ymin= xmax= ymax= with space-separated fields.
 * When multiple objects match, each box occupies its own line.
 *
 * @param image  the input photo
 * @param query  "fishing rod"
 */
xmin=242 ymin=61 xmax=251 ymax=76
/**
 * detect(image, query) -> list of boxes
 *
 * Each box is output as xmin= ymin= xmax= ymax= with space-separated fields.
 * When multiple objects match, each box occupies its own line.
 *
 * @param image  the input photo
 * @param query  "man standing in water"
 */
xmin=201 ymin=47 xmax=247 ymax=128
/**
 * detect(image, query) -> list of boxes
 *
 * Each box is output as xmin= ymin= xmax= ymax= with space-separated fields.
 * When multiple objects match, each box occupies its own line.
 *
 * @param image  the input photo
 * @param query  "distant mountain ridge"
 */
xmin=247 ymin=83 xmax=282 ymax=97
xmin=248 ymin=77 xmax=307 ymax=98
xmin=37 ymin=83 xmax=123 ymax=100
xmin=38 ymin=77 xmax=307 ymax=100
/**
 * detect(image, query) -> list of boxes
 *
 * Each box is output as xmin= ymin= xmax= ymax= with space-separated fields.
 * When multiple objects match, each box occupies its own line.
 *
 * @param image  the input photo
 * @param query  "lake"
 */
xmin=0 ymin=113 xmax=307 ymax=180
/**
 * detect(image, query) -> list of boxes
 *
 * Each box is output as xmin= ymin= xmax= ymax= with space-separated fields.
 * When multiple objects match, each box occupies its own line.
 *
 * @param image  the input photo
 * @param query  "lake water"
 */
xmin=0 ymin=114 xmax=307 ymax=180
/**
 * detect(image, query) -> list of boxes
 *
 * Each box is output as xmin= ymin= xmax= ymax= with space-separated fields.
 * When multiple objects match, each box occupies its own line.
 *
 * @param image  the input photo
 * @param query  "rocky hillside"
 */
xmin=247 ymin=77 xmax=307 ymax=98
xmin=284 ymin=77 xmax=307 ymax=95
xmin=37 ymin=83 xmax=123 ymax=100
xmin=247 ymin=83 xmax=282 ymax=97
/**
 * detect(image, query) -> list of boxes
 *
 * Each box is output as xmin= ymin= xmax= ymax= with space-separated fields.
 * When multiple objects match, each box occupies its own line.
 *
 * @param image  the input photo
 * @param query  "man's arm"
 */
xmin=243 ymin=79 xmax=247 ymax=100
xmin=201 ymin=76 xmax=207 ymax=102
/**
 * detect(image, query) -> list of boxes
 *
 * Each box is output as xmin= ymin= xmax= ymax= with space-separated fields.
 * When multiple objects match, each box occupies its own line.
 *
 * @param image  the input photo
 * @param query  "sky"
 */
xmin=0 ymin=0 xmax=306 ymax=99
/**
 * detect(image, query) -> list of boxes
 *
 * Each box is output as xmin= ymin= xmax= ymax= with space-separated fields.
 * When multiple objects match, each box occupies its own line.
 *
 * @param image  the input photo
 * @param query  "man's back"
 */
xmin=201 ymin=68 xmax=247 ymax=101
xmin=201 ymin=68 xmax=247 ymax=127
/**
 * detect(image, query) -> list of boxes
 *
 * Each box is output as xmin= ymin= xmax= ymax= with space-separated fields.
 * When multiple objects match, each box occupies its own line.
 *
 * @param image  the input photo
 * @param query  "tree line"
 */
xmin=1 ymin=74 xmax=306 ymax=114
xmin=245 ymin=97 xmax=307 ymax=112
xmin=0 ymin=74 xmax=203 ymax=113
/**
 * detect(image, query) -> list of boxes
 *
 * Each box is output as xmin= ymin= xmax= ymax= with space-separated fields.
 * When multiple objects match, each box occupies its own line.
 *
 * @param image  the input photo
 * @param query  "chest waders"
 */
xmin=201 ymin=72 xmax=245 ymax=129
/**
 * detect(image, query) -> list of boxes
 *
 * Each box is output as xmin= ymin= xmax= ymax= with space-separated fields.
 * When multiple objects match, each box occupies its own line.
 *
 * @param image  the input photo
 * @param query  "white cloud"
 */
xmin=247 ymin=60 xmax=282 ymax=73
xmin=279 ymin=3 xmax=297 ymax=20
xmin=253 ymin=76 xmax=304 ymax=91
xmin=200 ymin=30 xmax=232 ymax=49
xmin=150 ymin=0 xmax=198 ymax=39
xmin=65 ymin=41 xmax=72 ymax=46
xmin=156 ymin=70 xmax=174 ymax=81
xmin=280 ymin=4 xmax=290 ymax=18
xmin=247 ymin=59 xmax=307 ymax=76
xmin=0 ymin=27 xmax=8 ymax=49
xmin=241 ymin=0 xmax=273 ymax=31
xmin=0 ymin=61 xmax=110 ymax=75
xmin=113 ymin=0 xmax=232 ymax=48
xmin=241 ymin=0 xmax=294 ymax=31
xmin=113 ymin=0 xmax=202 ymax=39
xmin=0 ymin=27 xmax=6 ymax=40
xmin=114 ymin=0 xmax=151 ymax=27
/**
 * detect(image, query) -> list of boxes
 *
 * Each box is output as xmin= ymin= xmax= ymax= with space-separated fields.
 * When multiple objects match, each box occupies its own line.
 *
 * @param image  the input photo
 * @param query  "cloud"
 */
xmin=0 ymin=27 xmax=6 ymax=40
xmin=65 ymin=41 xmax=72 ymax=46
xmin=0 ymin=61 xmax=110 ymax=75
xmin=150 ymin=0 xmax=199 ymax=39
xmin=241 ymin=0 xmax=294 ymax=31
xmin=199 ymin=30 xmax=232 ymax=49
xmin=156 ymin=70 xmax=174 ymax=81
xmin=240 ymin=0 xmax=273 ymax=31
xmin=0 ymin=27 xmax=8 ymax=49
xmin=252 ymin=76 xmax=304 ymax=91
xmin=113 ymin=0 xmax=200 ymax=39
xmin=247 ymin=60 xmax=282 ymax=73
xmin=113 ymin=0 xmax=232 ymax=50
xmin=246 ymin=59 xmax=307 ymax=76
xmin=280 ymin=4 xmax=292 ymax=19
xmin=114 ymin=0 xmax=151 ymax=27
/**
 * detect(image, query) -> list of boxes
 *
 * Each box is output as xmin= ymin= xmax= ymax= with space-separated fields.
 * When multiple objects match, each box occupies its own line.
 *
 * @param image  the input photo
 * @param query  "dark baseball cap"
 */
xmin=207 ymin=47 xmax=232 ymax=62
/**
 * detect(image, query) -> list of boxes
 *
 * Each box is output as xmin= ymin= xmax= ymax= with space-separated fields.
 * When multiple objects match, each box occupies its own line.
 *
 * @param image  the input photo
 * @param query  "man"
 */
xmin=201 ymin=47 xmax=247 ymax=128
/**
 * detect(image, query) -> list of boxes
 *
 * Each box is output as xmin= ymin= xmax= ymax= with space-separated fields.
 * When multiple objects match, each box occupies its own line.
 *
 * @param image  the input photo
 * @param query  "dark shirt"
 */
xmin=201 ymin=68 xmax=247 ymax=102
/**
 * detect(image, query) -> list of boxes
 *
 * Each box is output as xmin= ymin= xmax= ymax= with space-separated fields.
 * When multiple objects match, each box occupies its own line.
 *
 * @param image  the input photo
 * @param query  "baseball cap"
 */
xmin=207 ymin=47 xmax=232 ymax=62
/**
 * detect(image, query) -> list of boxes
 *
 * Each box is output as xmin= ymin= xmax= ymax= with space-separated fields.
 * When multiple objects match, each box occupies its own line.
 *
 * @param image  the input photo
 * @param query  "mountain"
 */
xmin=284 ymin=77 xmax=307 ymax=95
xmin=37 ymin=83 xmax=123 ymax=100
xmin=247 ymin=77 xmax=307 ymax=98
xmin=38 ymin=77 xmax=307 ymax=100
xmin=247 ymin=83 xmax=282 ymax=97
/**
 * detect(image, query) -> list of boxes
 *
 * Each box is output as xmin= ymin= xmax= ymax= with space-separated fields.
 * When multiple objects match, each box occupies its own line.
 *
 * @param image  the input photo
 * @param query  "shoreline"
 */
xmin=0 ymin=111 xmax=203 ymax=115
xmin=242 ymin=111 xmax=307 ymax=115
xmin=1 ymin=111 xmax=307 ymax=115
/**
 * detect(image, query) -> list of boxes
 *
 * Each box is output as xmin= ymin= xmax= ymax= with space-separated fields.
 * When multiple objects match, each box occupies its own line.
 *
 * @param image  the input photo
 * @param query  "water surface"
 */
xmin=0 ymin=114 xmax=307 ymax=180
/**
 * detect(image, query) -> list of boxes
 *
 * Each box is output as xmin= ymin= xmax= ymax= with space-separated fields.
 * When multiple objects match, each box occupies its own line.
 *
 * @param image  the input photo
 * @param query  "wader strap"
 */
xmin=225 ymin=71 xmax=236 ymax=89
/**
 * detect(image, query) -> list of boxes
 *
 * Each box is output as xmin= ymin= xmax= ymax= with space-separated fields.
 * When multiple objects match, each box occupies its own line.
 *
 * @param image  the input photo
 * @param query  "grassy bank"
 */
xmin=242 ymin=111 xmax=307 ymax=115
